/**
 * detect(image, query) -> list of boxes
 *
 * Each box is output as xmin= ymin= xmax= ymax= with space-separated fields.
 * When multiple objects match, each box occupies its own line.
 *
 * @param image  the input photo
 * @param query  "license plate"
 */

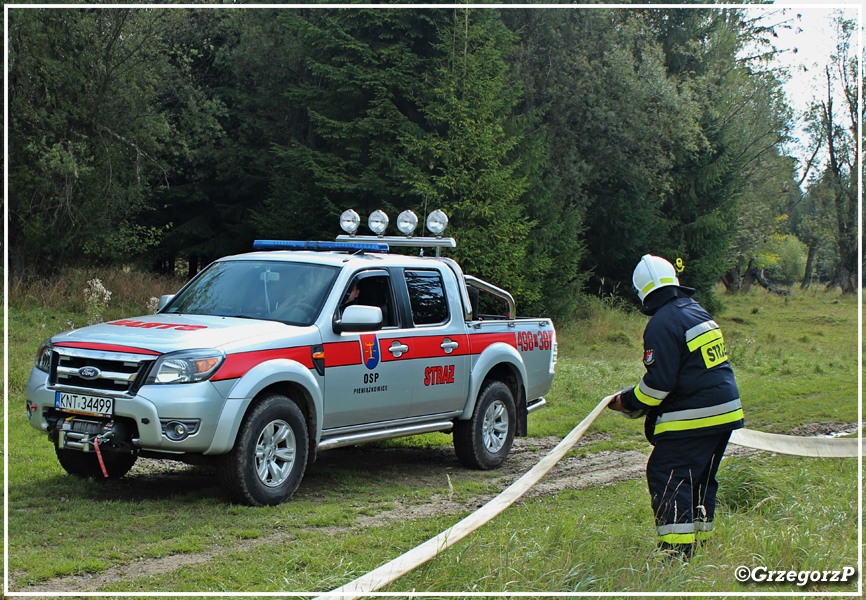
xmin=55 ymin=392 xmax=114 ymax=417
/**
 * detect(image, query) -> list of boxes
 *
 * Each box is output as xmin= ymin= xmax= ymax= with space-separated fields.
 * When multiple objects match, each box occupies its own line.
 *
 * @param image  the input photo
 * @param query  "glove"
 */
xmin=611 ymin=386 xmax=647 ymax=419
xmin=622 ymin=407 xmax=648 ymax=419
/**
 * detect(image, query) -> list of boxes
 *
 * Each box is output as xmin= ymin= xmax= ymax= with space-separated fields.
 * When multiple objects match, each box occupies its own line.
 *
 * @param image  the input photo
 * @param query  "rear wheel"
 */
xmin=453 ymin=381 xmax=516 ymax=470
xmin=219 ymin=393 xmax=309 ymax=506
xmin=55 ymin=445 xmax=137 ymax=479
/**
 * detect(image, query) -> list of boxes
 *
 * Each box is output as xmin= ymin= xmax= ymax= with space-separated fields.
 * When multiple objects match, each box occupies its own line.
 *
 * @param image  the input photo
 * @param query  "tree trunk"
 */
xmin=800 ymin=240 xmax=817 ymax=289
xmin=748 ymin=265 xmax=790 ymax=296
xmin=187 ymin=255 xmax=199 ymax=280
xmin=721 ymin=266 xmax=742 ymax=292
xmin=741 ymin=259 xmax=755 ymax=293
xmin=732 ymin=258 xmax=790 ymax=296
xmin=822 ymin=67 xmax=858 ymax=295
xmin=827 ymin=266 xmax=857 ymax=295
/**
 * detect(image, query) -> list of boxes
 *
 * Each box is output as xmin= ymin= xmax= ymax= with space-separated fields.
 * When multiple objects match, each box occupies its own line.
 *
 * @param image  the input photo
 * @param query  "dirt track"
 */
xmin=13 ymin=432 xmax=650 ymax=594
xmin=13 ymin=423 xmax=858 ymax=594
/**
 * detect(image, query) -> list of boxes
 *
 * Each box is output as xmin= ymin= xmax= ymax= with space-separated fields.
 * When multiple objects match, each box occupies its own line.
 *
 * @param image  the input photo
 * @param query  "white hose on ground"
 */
xmin=313 ymin=396 xmax=859 ymax=598
xmin=730 ymin=428 xmax=859 ymax=458
xmin=313 ymin=394 xmax=615 ymax=600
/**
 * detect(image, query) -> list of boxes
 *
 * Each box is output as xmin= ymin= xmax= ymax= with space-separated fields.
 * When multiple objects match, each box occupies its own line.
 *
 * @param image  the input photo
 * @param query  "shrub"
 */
xmin=84 ymin=278 xmax=112 ymax=325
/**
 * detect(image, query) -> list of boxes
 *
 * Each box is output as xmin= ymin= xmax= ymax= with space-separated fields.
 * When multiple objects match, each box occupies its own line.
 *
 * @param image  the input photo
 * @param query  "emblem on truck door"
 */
xmin=360 ymin=334 xmax=380 ymax=369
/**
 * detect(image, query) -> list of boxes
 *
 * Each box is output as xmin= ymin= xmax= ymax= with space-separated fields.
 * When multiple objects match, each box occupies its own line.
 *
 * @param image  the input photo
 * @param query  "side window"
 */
xmin=405 ymin=270 xmax=448 ymax=326
xmin=340 ymin=272 xmax=396 ymax=328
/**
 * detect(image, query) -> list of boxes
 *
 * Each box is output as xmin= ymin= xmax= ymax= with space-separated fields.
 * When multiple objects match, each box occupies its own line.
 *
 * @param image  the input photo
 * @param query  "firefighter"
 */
xmin=607 ymin=254 xmax=744 ymax=558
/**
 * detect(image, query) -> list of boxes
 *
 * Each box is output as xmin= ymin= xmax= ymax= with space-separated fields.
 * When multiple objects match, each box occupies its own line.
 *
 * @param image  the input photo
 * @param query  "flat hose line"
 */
xmin=314 ymin=396 xmax=860 ymax=599
xmin=729 ymin=427 xmax=859 ymax=458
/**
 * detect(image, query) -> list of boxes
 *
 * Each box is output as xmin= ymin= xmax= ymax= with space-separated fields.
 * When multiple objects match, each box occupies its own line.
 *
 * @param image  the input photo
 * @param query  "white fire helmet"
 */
xmin=632 ymin=254 xmax=680 ymax=303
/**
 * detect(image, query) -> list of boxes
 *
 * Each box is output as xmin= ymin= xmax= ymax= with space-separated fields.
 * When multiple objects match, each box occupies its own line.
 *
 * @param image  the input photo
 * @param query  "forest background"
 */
xmin=6 ymin=4 xmax=862 ymax=319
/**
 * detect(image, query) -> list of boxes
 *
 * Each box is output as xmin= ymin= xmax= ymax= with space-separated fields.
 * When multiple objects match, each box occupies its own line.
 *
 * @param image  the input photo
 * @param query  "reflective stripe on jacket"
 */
xmin=622 ymin=297 xmax=744 ymax=441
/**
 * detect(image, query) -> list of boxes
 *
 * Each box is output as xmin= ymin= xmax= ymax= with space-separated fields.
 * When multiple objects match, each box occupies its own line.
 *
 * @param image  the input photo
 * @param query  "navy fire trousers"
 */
xmin=645 ymin=431 xmax=732 ymax=548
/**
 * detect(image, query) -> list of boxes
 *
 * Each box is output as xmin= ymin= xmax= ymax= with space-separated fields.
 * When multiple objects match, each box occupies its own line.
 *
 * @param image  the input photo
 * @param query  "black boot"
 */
xmin=659 ymin=541 xmax=695 ymax=560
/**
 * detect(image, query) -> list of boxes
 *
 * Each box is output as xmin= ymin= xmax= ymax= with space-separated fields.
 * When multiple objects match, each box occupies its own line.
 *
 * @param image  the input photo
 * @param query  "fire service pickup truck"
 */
xmin=26 ymin=209 xmax=557 ymax=505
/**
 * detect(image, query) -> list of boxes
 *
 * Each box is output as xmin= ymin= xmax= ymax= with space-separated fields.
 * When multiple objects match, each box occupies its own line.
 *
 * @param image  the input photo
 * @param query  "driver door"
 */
xmin=321 ymin=270 xmax=414 ymax=429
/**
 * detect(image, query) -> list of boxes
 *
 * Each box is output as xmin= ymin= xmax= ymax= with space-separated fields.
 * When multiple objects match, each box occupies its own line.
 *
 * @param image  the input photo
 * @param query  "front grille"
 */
xmin=51 ymin=347 xmax=156 ymax=396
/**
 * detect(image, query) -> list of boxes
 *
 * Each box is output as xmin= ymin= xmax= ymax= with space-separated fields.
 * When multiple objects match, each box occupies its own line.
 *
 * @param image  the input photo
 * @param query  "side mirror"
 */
xmin=333 ymin=305 xmax=383 ymax=333
xmin=157 ymin=294 xmax=175 ymax=311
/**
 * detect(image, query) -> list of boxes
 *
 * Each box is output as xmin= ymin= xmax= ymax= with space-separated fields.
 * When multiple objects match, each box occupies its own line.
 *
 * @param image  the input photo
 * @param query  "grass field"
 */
xmin=4 ymin=271 xmax=860 ymax=594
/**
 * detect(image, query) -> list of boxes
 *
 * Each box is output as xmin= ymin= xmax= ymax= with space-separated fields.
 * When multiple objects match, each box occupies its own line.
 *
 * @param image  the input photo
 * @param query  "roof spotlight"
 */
xmin=340 ymin=209 xmax=361 ymax=236
xmin=426 ymin=209 xmax=449 ymax=237
xmin=396 ymin=210 xmax=419 ymax=237
xmin=368 ymin=210 xmax=389 ymax=236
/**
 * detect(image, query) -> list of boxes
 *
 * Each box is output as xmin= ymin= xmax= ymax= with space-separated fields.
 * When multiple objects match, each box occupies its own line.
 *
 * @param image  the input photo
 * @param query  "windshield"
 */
xmin=164 ymin=260 xmax=340 ymax=326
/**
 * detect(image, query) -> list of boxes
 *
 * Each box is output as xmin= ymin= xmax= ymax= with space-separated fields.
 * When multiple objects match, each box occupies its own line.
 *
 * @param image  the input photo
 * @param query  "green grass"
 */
xmin=720 ymin=290 xmax=858 ymax=431
xmin=90 ymin=455 xmax=859 ymax=594
xmin=5 ymin=274 xmax=860 ymax=593
xmin=383 ymin=455 xmax=858 ymax=594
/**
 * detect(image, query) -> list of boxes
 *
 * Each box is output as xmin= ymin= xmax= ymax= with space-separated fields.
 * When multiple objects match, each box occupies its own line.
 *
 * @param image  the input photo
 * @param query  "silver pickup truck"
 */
xmin=25 ymin=211 xmax=557 ymax=505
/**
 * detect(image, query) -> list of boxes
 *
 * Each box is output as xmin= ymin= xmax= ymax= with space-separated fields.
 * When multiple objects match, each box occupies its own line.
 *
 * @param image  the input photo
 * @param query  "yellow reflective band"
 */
xmin=654 ymin=409 xmax=744 ymax=435
xmin=642 ymin=281 xmax=655 ymax=295
xmin=700 ymin=340 xmax=728 ymax=368
xmin=659 ymin=277 xmax=675 ymax=284
xmin=687 ymin=328 xmax=722 ymax=352
xmin=696 ymin=530 xmax=713 ymax=541
xmin=634 ymin=385 xmax=664 ymax=407
xmin=659 ymin=533 xmax=696 ymax=544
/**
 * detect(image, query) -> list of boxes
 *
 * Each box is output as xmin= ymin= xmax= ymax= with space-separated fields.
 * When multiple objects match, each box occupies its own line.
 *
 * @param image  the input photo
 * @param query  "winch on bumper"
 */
xmin=47 ymin=416 xmax=136 ymax=453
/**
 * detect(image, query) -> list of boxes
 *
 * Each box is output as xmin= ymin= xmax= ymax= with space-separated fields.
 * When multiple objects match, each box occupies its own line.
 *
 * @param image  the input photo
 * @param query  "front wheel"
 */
xmin=453 ymin=380 xmax=516 ymax=470
xmin=55 ymin=445 xmax=137 ymax=479
xmin=219 ymin=394 xmax=309 ymax=506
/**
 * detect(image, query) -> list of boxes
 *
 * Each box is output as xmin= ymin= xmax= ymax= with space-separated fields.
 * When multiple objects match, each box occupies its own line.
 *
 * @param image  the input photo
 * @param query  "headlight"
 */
xmin=146 ymin=350 xmax=225 ymax=385
xmin=35 ymin=339 xmax=53 ymax=373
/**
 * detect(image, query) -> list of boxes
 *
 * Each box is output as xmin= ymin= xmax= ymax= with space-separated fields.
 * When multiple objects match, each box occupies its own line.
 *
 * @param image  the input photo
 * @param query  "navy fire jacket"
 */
xmin=621 ymin=295 xmax=744 ymax=441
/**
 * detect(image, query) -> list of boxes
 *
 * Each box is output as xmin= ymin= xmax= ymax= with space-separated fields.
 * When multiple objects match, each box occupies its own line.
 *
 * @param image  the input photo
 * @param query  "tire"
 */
xmin=453 ymin=380 xmax=516 ymax=470
xmin=219 ymin=393 xmax=309 ymax=506
xmin=55 ymin=445 xmax=137 ymax=479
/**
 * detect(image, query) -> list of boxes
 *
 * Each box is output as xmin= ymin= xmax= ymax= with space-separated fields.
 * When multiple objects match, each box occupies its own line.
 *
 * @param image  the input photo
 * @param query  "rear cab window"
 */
xmin=404 ymin=269 xmax=449 ymax=326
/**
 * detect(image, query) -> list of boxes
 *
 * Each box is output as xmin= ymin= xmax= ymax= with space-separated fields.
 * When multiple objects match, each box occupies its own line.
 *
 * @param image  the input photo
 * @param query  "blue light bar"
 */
xmin=253 ymin=240 xmax=389 ymax=253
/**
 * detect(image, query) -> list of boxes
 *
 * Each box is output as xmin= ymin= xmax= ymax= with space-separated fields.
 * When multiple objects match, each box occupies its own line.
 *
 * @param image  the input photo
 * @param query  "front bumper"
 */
xmin=26 ymin=368 xmax=232 ymax=454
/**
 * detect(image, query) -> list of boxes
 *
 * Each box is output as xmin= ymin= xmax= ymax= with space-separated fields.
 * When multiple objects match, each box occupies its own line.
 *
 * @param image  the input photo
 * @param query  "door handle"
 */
xmin=441 ymin=338 xmax=459 ymax=354
xmin=389 ymin=342 xmax=409 ymax=358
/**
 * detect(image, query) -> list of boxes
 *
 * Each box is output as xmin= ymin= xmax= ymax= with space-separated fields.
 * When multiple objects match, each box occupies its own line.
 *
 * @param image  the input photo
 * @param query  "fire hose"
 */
xmin=314 ymin=395 xmax=859 ymax=599
xmin=314 ymin=395 xmax=613 ymax=600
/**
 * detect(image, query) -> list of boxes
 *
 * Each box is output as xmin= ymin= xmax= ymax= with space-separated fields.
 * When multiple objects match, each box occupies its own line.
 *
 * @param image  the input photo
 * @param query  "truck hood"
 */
xmin=51 ymin=314 xmax=299 ymax=355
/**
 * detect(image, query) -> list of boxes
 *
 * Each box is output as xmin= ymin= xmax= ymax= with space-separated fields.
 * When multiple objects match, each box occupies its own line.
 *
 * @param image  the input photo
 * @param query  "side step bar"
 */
xmin=317 ymin=420 xmax=454 ymax=452
xmin=527 ymin=396 xmax=546 ymax=414
xmin=318 ymin=398 xmax=547 ymax=452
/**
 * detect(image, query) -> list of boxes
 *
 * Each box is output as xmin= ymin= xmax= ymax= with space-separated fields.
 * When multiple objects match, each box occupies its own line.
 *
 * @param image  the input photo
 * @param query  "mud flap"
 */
xmin=515 ymin=394 xmax=528 ymax=437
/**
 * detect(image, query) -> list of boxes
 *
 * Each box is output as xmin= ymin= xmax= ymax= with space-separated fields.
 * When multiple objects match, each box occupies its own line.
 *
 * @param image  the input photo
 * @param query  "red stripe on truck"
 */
xmin=322 ymin=341 xmax=361 ymax=368
xmin=212 ymin=347 xmax=313 ymax=381
xmin=54 ymin=342 xmax=162 ymax=356
xmin=379 ymin=335 xmax=470 ymax=362
xmin=211 ymin=332 xmax=519 ymax=380
xmin=468 ymin=332 xmax=517 ymax=354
